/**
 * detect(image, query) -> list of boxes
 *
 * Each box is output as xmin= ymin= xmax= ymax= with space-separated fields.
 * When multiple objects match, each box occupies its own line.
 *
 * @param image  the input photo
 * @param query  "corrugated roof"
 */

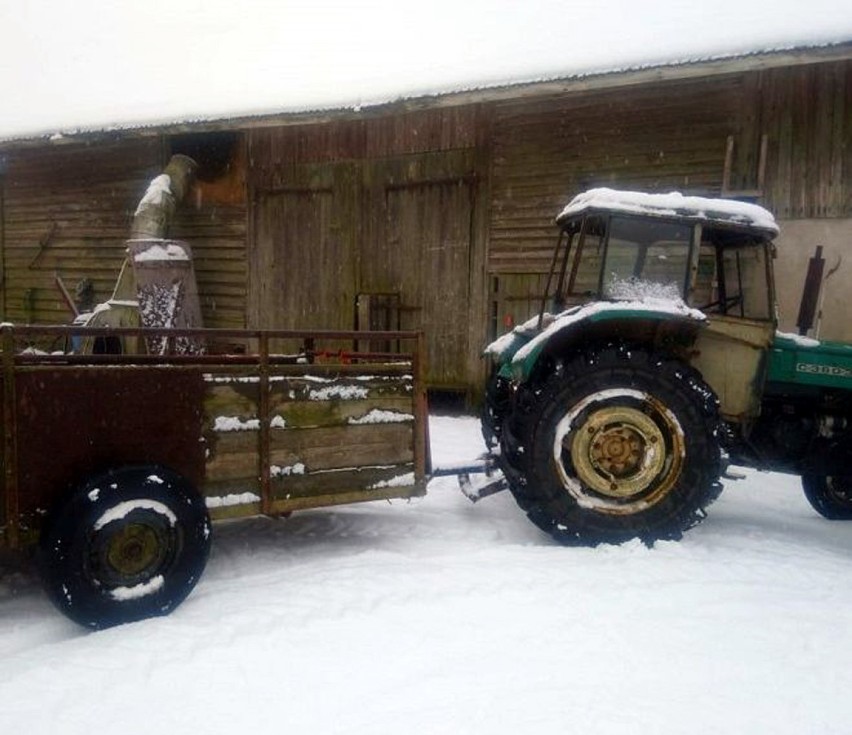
xmin=1 ymin=1 xmax=850 ymax=143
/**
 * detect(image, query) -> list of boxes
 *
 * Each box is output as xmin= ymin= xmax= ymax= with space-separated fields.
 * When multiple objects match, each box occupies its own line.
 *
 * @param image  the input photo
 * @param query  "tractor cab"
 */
xmin=534 ymin=188 xmax=780 ymax=423
xmin=545 ymin=188 xmax=778 ymax=323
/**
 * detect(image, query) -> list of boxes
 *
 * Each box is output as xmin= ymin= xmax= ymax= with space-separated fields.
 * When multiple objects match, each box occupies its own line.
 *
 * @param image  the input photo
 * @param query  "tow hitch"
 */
xmin=430 ymin=453 xmax=507 ymax=503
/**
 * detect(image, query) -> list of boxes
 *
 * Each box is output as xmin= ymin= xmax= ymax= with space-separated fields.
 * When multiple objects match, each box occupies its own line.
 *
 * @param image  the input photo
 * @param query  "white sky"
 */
xmin=1 ymin=0 xmax=850 ymax=139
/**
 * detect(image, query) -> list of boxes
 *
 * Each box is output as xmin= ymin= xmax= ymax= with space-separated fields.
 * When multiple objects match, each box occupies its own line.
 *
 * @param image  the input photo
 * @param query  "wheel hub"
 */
xmin=106 ymin=523 xmax=164 ymax=578
xmin=91 ymin=513 xmax=175 ymax=589
xmin=553 ymin=388 xmax=686 ymax=513
xmin=590 ymin=425 xmax=646 ymax=476
xmin=570 ymin=405 xmax=667 ymax=499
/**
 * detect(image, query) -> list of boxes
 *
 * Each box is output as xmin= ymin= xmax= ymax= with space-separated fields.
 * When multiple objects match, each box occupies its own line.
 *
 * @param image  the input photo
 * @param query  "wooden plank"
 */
xmin=204 ymin=473 xmax=424 ymax=521
xmin=249 ymin=163 xmax=359 ymax=339
xmin=269 ymin=395 xmax=415 ymax=428
xmin=269 ymin=482 xmax=424 ymax=514
xmin=271 ymin=463 xmax=414 ymax=499
xmin=203 ymin=381 xmax=260 ymax=419
xmin=269 ymin=423 xmax=414 ymax=472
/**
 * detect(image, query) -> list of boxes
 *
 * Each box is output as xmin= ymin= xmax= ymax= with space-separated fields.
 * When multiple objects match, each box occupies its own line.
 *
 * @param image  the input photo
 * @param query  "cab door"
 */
xmin=689 ymin=236 xmax=776 ymax=422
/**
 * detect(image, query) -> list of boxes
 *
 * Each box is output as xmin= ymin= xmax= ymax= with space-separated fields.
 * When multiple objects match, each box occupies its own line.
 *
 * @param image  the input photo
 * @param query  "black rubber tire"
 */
xmin=481 ymin=369 xmax=512 ymax=450
xmin=37 ymin=465 xmax=211 ymax=629
xmin=801 ymin=474 xmax=852 ymax=520
xmin=503 ymin=344 xmax=722 ymax=545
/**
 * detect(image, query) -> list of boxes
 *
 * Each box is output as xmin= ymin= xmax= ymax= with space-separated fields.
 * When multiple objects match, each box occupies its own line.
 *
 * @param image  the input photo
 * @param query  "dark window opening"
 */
xmin=169 ymin=131 xmax=239 ymax=182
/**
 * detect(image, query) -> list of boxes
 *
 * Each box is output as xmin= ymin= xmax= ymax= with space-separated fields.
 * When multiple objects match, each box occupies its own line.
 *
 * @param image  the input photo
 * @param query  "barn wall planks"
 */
xmin=1 ymin=139 xmax=162 ymax=324
xmin=758 ymin=61 xmax=850 ymax=219
xmin=1 ymin=54 xmax=849 ymax=383
xmin=1 ymin=137 xmax=248 ymax=329
xmin=247 ymin=107 xmax=488 ymax=392
xmin=170 ymin=138 xmax=248 ymax=329
xmin=486 ymin=60 xmax=852 ymax=335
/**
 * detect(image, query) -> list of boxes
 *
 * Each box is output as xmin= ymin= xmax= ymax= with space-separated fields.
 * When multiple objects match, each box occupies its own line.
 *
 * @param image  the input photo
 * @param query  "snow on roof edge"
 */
xmin=2 ymin=40 xmax=850 ymax=147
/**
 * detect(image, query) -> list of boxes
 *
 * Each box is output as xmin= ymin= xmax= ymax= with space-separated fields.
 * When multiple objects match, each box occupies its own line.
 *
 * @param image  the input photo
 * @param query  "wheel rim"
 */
xmin=88 ymin=510 xmax=178 ymax=590
xmin=553 ymin=388 xmax=685 ymax=514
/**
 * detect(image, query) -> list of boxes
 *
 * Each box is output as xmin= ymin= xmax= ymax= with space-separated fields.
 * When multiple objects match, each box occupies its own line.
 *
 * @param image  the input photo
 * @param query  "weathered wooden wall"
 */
xmin=172 ymin=139 xmax=248 ymax=329
xmin=0 ymin=137 xmax=247 ymax=329
xmin=1 ymin=139 xmax=160 ymax=324
xmin=1 ymin=53 xmax=848 ymax=389
xmin=247 ymin=106 xmax=490 ymax=392
xmin=758 ymin=62 xmax=850 ymax=219
xmin=486 ymin=59 xmax=852 ymax=336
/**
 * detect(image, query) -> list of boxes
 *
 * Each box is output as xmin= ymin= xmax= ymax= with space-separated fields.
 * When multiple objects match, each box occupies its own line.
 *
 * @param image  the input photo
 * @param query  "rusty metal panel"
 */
xmin=14 ymin=367 xmax=206 ymax=526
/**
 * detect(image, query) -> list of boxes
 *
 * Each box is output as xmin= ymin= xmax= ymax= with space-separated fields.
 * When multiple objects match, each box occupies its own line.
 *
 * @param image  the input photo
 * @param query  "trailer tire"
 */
xmin=801 ymin=474 xmax=852 ymax=519
xmin=512 ymin=345 xmax=722 ymax=545
xmin=37 ymin=465 xmax=211 ymax=629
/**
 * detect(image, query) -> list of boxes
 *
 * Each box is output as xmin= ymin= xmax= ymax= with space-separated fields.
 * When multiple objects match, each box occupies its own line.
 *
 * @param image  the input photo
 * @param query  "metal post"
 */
xmin=413 ymin=331 xmax=431 ymax=479
xmin=258 ymin=331 xmax=272 ymax=515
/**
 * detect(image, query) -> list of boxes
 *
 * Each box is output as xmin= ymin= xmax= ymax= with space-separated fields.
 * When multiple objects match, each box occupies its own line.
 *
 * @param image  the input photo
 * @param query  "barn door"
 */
xmin=363 ymin=152 xmax=476 ymax=389
xmin=250 ymin=164 xmax=358 ymax=334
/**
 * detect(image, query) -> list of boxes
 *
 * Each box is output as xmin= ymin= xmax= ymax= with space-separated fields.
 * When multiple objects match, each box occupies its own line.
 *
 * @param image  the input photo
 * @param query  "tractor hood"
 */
xmin=768 ymin=331 xmax=852 ymax=389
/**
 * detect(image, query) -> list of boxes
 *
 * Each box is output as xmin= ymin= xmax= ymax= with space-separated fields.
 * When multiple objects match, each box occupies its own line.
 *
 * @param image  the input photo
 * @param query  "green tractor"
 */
xmin=483 ymin=188 xmax=852 ymax=545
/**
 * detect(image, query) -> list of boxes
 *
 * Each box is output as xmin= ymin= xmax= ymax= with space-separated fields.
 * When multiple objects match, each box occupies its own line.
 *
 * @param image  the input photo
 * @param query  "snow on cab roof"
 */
xmin=556 ymin=188 xmax=780 ymax=236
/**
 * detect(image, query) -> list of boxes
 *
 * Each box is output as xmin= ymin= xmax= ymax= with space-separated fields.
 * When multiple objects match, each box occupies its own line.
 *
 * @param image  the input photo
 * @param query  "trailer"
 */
xmin=0 ymin=324 xmax=428 ymax=628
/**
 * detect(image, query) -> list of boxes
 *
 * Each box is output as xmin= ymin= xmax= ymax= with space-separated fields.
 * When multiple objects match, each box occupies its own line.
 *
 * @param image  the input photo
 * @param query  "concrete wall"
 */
xmin=774 ymin=218 xmax=852 ymax=342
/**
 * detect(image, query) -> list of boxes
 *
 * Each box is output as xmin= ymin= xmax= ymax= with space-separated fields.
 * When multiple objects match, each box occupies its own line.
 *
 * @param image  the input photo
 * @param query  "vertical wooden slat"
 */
xmin=2 ymin=326 xmax=19 ymax=549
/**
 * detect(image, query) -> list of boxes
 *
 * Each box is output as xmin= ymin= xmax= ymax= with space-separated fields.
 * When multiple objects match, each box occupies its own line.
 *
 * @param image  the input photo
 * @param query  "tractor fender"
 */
xmin=509 ymin=300 xmax=707 ymax=382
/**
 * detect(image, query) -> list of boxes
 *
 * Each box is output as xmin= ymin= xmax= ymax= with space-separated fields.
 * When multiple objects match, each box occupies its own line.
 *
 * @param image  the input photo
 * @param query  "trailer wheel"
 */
xmin=513 ymin=345 xmax=722 ymax=545
xmin=801 ymin=474 xmax=852 ymax=519
xmin=38 ymin=466 xmax=211 ymax=629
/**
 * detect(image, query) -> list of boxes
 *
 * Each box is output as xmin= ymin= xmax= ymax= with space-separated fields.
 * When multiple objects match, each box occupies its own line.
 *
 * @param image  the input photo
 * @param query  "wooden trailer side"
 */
xmin=202 ymin=359 xmax=428 ymax=520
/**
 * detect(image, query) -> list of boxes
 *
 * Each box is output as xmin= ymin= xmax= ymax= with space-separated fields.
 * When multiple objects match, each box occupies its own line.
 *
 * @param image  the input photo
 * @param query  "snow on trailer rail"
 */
xmin=0 ymin=323 xmax=430 ymax=554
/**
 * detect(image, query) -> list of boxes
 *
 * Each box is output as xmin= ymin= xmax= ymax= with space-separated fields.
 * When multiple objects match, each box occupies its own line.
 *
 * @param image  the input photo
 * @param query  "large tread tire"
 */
xmin=37 ymin=465 xmax=211 ymax=629
xmin=502 ymin=344 xmax=722 ymax=545
xmin=801 ymin=474 xmax=852 ymax=520
xmin=481 ymin=369 xmax=511 ymax=450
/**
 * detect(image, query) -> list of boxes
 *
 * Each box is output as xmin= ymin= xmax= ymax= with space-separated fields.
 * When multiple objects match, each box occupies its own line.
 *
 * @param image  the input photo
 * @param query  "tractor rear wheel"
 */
xmin=506 ymin=345 xmax=722 ymax=545
xmin=802 ymin=474 xmax=852 ymax=520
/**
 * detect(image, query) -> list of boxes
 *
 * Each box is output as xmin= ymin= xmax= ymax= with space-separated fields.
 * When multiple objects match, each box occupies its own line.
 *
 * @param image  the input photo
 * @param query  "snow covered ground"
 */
xmin=1 ymin=414 xmax=851 ymax=733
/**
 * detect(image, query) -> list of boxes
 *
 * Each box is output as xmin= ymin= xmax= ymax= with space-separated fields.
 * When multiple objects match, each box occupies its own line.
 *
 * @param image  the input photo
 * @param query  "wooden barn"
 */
xmin=0 ymin=42 xmax=850 ymax=398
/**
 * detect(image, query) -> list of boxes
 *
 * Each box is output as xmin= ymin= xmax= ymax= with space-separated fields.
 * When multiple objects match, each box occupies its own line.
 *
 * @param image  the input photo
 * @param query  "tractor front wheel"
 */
xmin=802 ymin=474 xmax=852 ymax=520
